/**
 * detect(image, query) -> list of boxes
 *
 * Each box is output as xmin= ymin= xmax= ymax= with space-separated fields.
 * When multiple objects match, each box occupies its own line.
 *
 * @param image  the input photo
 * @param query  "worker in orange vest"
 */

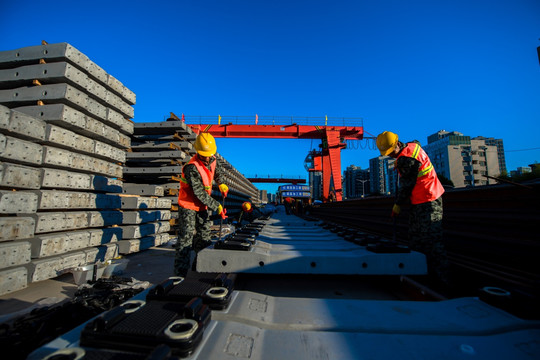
xmin=376 ymin=131 xmax=449 ymax=290
xmin=283 ymin=197 xmax=293 ymax=215
xmin=238 ymin=201 xmax=261 ymax=225
xmin=175 ymin=132 xmax=228 ymax=277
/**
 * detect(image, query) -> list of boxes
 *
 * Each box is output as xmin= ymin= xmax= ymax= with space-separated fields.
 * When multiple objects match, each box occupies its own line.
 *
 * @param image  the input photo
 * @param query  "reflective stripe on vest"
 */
xmin=397 ymin=143 xmax=445 ymax=204
xmin=177 ymin=156 xmax=216 ymax=211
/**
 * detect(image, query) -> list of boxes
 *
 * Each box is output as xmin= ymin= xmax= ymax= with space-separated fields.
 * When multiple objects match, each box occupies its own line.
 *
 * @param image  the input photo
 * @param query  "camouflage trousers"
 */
xmin=408 ymin=197 xmax=450 ymax=288
xmin=174 ymin=207 xmax=212 ymax=277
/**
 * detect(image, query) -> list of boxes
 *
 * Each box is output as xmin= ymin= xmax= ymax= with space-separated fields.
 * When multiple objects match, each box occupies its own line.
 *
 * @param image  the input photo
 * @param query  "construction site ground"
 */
xmin=0 ymin=243 xmax=177 ymax=318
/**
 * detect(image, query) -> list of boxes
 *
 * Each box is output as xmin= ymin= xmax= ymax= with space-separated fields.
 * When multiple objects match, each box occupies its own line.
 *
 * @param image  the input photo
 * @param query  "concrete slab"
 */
xmin=116 ymin=221 xmax=171 ymax=239
xmin=28 ymin=255 xmax=66 ymax=282
xmin=117 ymin=236 xmax=158 ymax=254
xmin=40 ymin=167 xmax=92 ymax=190
xmin=106 ymin=74 xmax=136 ymax=105
xmin=130 ymin=140 xmax=194 ymax=150
xmin=0 ymin=133 xmax=43 ymax=165
xmin=122 ymin=183 xmax=164 ymax=196
xmin=133 ymin=120 xmax=196 ymax=137
xmin=88 ymin=228 xmax=121 ymax=246
xmin=29 ymin=230 xmax=91 ymax=258
xmin=119 ymin=210 xmax=171 ymax=224
xmin=156 ymin=198 xmax=172 ymax=209
xmin=0 ymin=84 xmax=133 ymax=131
xmin=87 ymin=211 xmax=124 ymax=227
xmin=0 ymin=266 xmax=28 ymax=296
xmin=0 ymin=190 xmax=38 ymax=213
xmin=0 ymin=106 xmax=47 ymax=141
xmin=34 ymin=190 xmax=95 ymax=210
xmin=197 ymin=245 xmax=427 ymax=275
xmin=0 ymin=217 xmax=35 ymax=242
xmin=31 ymin=211 xmax=89 ymax=234
xmin=94 ymin=140 xmax=126 ymax=162
xmin=14 ymin=104 xmax=131 ymax=148
xmin=0 ymin=161 xmax=42 ymax=189
xmin=125 ymin=150 xmax=186 ymax=160
xmin=122 ymin=165 xmax=183 ymax=175
xmin=0 ymin=42 xmax=135 ymax=105
xmin=119 ymin=196 xmax=157 ymax=209
xmin=0 ymin=241 xmax=31 ymax=268
xmin=90 ymin=175 xmax=123 ymax=193
xmin=0 ymin=62 xmax=89 ymax=91
xmin=43 ymin=123 xmax=95 ymax=155
xmin=42 ymin=145 xmax=122 ymax=177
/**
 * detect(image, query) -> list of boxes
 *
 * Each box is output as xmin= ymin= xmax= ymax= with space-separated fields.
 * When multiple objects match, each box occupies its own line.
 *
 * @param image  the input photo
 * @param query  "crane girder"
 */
xmin=188 ymin=124 xmax=363 ymax=140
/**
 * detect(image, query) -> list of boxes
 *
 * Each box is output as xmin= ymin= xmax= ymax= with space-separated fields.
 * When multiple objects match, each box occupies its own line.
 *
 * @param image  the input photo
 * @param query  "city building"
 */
xmin=423 ymin=130 xmax=502 ymax=188
xmin=259 ymin=190 xmax=268 ymax=204
xmin=343 ymin=165 xmax=370 ymax=198
xmin=369 ymin=156 xmax=397 ymax=195
xmin=473 ymin=136 xmax=507 ymax=174
xmin=511 ymin=166 xmax=532 ymax=177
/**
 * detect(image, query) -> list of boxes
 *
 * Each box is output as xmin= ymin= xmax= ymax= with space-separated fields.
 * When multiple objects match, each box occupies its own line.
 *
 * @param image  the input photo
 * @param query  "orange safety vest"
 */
xmin=397 ymin=142 xmax=445 ymax=205
xmin=177 ymin=156 xmax=216 ymax=211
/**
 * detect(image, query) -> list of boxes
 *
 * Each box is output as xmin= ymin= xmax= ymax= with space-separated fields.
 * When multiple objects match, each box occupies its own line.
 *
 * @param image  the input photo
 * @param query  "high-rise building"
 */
xmin=259 ymin=190 xmax=268 ymax=204
xmin=473 ymin=136 xmax=507 ymax=174
xmin=423 ymin=130 xmax=502 ymax=188
xmin=369 ymin=156 xmax=397 ymax=195
xmin=343 ymin=165 xmax=370 ymax=198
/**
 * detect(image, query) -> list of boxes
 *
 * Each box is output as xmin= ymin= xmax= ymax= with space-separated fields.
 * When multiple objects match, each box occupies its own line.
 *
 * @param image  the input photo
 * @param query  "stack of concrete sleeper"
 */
xmin=0 ymin=42 xmax=170 ymax=295
xmin=123 ymin=120 xmax=260 ymax=228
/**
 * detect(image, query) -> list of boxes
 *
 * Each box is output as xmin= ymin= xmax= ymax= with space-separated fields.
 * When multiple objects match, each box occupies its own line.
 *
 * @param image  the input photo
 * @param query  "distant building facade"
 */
xmin=343 ymin=165 xmax=370 ymax=198
xmin=259 ymin=190 xmax=268 ymax=204
xmin=369 ymin=156 xmax=397 ymax=195
xmin=511 ymin=166 xmax=531 ymax=177
xmin=423 ymin=130 xmax=503 ymax=188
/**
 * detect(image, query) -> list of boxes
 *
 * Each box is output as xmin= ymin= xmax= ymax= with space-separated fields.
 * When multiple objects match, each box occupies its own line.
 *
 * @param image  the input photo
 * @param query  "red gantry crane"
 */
xmin=177 ymin=114 xmax=364 ymax=202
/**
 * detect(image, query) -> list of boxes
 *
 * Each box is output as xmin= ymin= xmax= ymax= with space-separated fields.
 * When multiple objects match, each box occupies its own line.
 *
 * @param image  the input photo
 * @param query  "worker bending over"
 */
xmin=376 ymin=131 xmax=449 ymax=289
xmin=237 ymin=201 xmax=262 ymax=225
xmin=175 ymin=132 xmax=228 ymax=277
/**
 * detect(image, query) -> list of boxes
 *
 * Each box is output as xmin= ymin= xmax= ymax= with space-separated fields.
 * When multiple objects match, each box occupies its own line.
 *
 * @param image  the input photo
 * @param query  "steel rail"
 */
xmin=309 ymin=182 xmax=540 ymax=299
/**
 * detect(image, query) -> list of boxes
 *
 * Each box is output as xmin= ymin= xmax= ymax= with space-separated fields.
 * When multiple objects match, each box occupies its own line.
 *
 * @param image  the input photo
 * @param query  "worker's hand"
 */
xmin=219 ymin=184 xmax=229 ymax=198
xmin=218 ymin=205 xmax=228 ymax=219
xmin=391 ymin=204 xmax=401 ymax=217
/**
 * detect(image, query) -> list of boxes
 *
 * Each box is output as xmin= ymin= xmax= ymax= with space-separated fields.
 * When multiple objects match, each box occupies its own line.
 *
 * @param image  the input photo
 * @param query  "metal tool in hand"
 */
xmin=218 ymin=194 xmax=225 ymax=242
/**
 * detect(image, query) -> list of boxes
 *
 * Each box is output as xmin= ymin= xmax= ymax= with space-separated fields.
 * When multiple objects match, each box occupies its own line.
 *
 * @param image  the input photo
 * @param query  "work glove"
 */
xmin=391 ymin=204 xmax=401 ymax=217
xmin=218 ymin=205 xmax=228 ymax=220
xmin=219 ymin=184 xmax=229 ymax=198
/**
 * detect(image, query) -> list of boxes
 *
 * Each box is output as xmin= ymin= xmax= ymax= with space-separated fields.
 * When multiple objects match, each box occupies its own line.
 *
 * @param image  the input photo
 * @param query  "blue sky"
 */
xmin=1 ymin=0 xmax=539 ymax=194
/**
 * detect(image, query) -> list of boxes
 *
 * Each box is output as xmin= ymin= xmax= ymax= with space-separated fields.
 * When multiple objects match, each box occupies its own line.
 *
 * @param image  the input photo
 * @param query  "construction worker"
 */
xmin=376 ymin=131 xmax=449 ymax=289
xmin=238 ymin=201 xmax=261 ymax=225
xmin=284 ymin=197 xmax=293 ymax=215
xmin=175 ymin=132 xmax=228 ymax=277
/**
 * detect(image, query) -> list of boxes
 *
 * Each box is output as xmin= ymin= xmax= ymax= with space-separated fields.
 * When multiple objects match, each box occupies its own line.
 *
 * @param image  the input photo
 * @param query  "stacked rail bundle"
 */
xmin=0 ymin=42 xmax=166 ymax=295
xmin=123 ymin=119 xmax=260 ymax=234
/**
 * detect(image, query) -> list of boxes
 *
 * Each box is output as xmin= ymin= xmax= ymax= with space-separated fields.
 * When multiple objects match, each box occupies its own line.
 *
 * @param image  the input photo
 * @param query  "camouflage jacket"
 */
xmin=183 ymin=156 xmax=224 ymax=212
xmin=394 ymin=141 xmax=421 ymax=206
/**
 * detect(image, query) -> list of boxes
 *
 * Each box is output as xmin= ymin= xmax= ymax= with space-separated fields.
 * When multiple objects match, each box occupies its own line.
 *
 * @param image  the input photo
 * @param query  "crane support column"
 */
xmin=325 ymin=129 xmax=346 ymax=202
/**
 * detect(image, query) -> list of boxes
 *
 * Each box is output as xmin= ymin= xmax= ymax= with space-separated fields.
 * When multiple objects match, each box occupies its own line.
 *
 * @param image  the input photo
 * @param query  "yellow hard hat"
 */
xmin=195 ymin=132 xmax=217 ymax=157
xmin=376 ymin=131 xmax=399 ymax=156
xmin=242 ymin=202 xmax=252 ymax=212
